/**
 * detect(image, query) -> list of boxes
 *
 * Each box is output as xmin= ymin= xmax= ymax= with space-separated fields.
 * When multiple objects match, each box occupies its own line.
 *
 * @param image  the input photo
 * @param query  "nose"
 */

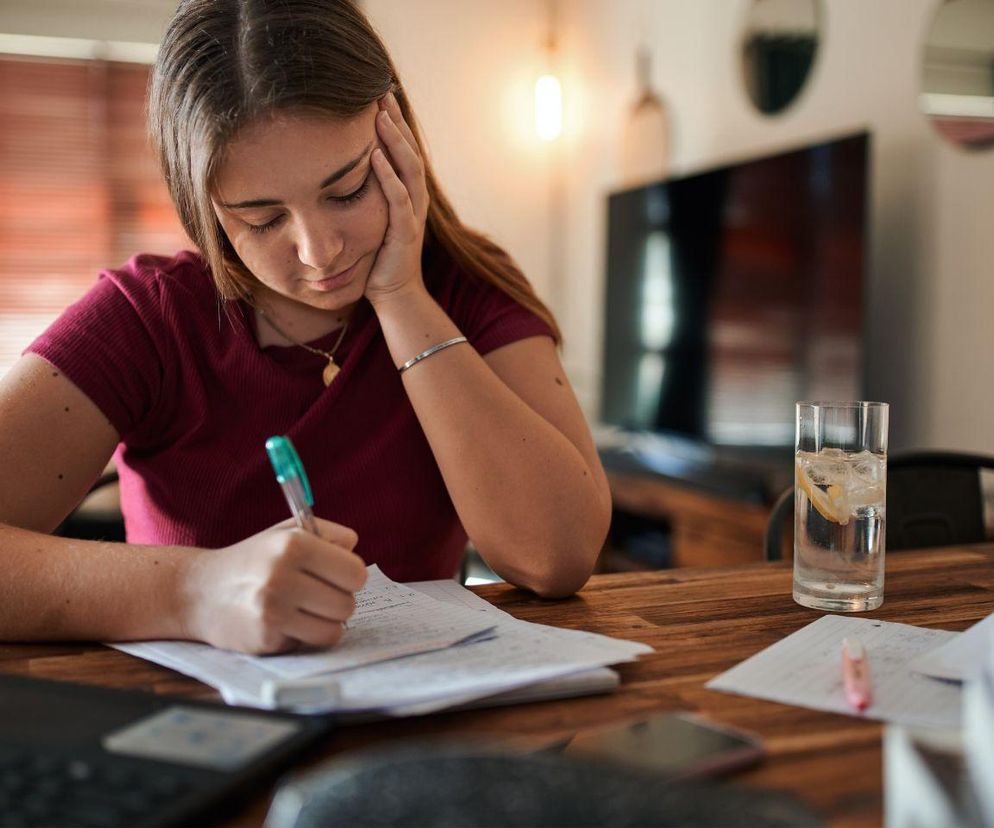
xmin=295 ymin=215 xmax=343 ymax=271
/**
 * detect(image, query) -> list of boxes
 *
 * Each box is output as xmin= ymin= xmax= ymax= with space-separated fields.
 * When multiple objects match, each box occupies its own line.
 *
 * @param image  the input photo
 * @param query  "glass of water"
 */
xmin=793 ymin=401 xmax=889 ymax=612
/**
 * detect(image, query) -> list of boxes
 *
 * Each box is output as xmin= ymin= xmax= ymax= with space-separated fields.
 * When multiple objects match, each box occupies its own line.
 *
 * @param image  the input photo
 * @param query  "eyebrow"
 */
xmin=219 ymin=142 xmax=374 ymax=209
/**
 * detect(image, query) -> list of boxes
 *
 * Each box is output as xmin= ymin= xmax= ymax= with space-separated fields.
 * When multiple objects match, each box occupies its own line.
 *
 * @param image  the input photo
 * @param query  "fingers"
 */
xmin=281 ymin=612 xmax=345 ymax=650
xmin=374 ymin=96 xmax=427 ymax=219
xmin=283 ymin=569 xmax=357 ymax=623
xmin=269 ymin=517 xmax=367 ymax=592
xmin=371 ymin=147 xmax=418 ymax=239
xmin=311 ymin=517 xmax=359 ymax=550
xmin=297 ymin=541 xmax=367 ymax=595
xmin=379 ymin=91 xmax=419 ymax=155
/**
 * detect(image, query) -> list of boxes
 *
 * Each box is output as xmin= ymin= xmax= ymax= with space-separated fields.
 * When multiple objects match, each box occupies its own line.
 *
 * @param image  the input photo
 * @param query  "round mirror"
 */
xmin=920 ymin=0 xmax=994 ymax=150
xmin=741 ymin=0 xmax=822 ymax=116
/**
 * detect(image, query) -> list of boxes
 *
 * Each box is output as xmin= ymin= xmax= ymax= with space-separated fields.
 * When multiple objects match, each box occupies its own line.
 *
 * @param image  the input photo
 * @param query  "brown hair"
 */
xmin=148 ymin=0 xmax=561 ymax=342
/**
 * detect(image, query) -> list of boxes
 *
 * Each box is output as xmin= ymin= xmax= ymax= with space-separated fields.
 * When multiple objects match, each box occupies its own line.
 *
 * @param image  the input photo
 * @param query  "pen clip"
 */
xmin=265 ymin=436 xmax=314 ymax=506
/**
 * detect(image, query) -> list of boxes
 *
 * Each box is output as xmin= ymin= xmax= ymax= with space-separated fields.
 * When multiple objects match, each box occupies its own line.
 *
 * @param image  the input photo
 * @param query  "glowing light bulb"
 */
xmin=534 ymin=73 xmax=562 ymax=141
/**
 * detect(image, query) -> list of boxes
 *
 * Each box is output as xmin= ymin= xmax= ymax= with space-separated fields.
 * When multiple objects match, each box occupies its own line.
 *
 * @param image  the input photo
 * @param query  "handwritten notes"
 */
xmin=706 ymin=615 xmax=962 ymax=729
xmin=113 ymin=567 xmax=651 ymax=716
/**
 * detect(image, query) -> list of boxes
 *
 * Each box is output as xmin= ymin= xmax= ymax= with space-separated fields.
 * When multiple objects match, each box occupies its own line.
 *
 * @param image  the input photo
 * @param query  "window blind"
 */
xmin=0 ymin=55 xmax=191 ymax=375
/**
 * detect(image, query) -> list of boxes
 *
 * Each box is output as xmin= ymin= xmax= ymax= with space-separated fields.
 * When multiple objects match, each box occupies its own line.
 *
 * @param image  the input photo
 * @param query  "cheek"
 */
xmin=362 ymin=188 xmax=390 ymax=244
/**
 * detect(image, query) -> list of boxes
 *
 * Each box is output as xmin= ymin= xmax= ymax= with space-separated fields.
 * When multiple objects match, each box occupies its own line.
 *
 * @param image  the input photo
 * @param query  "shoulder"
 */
xmin=100 ymin=249 xmax=216 ymax=307
xmin=423 ymin=241 xmax=554 ymax=355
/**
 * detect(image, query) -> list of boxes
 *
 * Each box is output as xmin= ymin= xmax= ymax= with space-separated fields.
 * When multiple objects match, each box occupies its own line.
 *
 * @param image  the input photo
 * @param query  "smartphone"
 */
xmin=560 ymin=712 xmax=764 ymax=779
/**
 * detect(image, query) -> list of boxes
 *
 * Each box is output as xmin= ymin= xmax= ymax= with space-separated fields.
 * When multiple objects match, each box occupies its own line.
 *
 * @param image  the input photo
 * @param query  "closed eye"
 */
xmin=329 ymin=171 xmax=372 ymax=206
xmin=246 ymin=173 xmax=372 ymax=234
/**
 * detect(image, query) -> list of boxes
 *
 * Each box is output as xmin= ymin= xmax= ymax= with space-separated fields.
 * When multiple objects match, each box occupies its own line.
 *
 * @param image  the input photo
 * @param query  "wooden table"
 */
xmin=4 ymin=544 xmax=993 ymax=827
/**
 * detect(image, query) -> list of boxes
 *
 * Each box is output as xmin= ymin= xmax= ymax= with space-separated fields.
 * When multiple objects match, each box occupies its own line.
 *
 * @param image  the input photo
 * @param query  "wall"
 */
xmin=362 ymin=0 xmax=556 ymax=305
xmin=555 ymin=0 xmax=994 ymax=453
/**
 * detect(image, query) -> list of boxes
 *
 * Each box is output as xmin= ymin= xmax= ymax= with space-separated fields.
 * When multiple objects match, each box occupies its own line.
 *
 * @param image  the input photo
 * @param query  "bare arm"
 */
xmin=0 ymin=354 xmax=198 ymax=640
xmin=374 ymin=288 xmax=612 ymax=598
xmin=364 ymin=92 xmax=609 ymax=597
xmin=0 ymin=354 xmax=365 ymax=650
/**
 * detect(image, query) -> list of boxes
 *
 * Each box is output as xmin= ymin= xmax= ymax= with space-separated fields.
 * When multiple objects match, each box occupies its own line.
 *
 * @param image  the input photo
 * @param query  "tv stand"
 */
xmin=597 ymin=431 xmax=792 ymax=569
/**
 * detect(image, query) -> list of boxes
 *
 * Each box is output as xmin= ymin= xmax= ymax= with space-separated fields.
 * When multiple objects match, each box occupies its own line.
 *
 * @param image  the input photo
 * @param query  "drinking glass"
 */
xmin=793 ymin=401 xmax=889 ymax=612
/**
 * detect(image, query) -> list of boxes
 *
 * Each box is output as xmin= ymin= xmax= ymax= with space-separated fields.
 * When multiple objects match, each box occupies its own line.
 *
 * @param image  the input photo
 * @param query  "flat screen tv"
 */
xmin=601 ymin=131 xmax=868 ymax=449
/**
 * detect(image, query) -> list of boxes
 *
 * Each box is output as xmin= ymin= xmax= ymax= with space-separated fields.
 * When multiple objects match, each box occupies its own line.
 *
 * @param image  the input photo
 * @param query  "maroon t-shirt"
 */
xmin=27 ymin=247 xmax=553 ymax=581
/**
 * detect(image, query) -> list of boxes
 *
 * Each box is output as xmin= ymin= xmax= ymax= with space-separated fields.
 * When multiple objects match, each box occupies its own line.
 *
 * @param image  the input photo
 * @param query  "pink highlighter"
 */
xmin=842 ymin=637 xmax=873 ymax=712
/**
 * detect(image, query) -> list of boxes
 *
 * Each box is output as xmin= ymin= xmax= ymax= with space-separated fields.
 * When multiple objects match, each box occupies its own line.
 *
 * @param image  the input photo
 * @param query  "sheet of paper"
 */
xmin=114 ymin=565 xmax=495 ymax=682
xmin=182 ymin=583 xmax=649 ymax=714
xmin=406 ymin=578 xmax=503 ymax=615
xmin=217 ymin=615 xmax=649 ymax=714
xmin=910 ymin=611 xmax=994 ymax=682
xmin=706 ymin=615 xmax=962 ymax=729
xmin=113 ymin=573 xmax=652 ymax=716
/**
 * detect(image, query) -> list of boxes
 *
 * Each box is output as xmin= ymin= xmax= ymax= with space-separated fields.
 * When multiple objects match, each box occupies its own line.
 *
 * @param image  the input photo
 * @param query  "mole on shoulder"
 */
xmin=52 ymin=372 xmax=59 ymax=377
xmin=554 ymin=377 xmax=563 ymax=386
xmin=58 ymin=474 xmax=64 ymax=480
xmin=64 ymin=406 xmax=70 ymax=412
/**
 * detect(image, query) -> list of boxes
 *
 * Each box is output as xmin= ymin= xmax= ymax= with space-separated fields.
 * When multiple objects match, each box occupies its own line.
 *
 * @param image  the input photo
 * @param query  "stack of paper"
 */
xmin=112 ymin=566 xmax=652 ymax=717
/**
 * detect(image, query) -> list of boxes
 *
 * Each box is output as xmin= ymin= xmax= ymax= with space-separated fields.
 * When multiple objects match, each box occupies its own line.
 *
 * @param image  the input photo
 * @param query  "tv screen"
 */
xmin=601 ymin=132 xmax=868 ymax=449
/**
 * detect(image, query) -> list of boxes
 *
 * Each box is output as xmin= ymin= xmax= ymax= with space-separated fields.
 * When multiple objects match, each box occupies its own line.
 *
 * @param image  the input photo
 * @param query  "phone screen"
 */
xmin=561 ymin=713 xmax=764 ymax=779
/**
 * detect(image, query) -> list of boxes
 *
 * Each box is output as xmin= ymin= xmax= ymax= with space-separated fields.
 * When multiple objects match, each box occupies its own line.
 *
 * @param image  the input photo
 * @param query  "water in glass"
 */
xmin=793 ymin=447 xmax=886 ymax=611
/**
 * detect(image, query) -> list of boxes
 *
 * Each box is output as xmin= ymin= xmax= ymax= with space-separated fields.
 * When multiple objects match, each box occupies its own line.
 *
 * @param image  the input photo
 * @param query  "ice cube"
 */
xmin=797 ymin=449 xmax=848 ymax=488
xmin=851 ymin=451 xmax=886 ymax=485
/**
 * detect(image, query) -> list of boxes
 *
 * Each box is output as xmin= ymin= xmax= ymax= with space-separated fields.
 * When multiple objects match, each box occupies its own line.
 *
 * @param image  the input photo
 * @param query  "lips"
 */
xmin=306 ymin=259 xmax=359 ymax=291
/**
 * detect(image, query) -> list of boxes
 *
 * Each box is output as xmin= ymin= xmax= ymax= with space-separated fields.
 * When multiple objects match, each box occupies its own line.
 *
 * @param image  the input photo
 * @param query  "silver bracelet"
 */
xmin=398 ymin=336 xmax=468 ymax=374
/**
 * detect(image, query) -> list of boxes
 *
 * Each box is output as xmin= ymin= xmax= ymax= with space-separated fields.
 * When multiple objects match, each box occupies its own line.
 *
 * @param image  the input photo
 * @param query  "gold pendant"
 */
xmin=322 ymin=358 xmax=340 ymax=386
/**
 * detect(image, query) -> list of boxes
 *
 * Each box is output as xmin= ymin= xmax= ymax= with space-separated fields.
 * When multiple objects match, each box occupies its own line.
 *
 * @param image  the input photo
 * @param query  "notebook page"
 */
xmin=113 ymin=565 xmax=494 ymax=682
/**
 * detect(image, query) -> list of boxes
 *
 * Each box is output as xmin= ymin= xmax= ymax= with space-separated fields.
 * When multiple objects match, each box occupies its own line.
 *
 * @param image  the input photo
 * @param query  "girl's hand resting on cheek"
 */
xmin=365 ymin=91 xmax=430 ymax=308
xmin=180 ymin=518 xmax=367 ymax=655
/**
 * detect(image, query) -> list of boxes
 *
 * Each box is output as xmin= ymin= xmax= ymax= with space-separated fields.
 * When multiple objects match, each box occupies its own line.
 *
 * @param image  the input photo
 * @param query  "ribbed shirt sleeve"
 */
xmin=24 ymin=271 xmax=166 ymax=440
xmin=447 ymin=268 xmax=555 ymax=355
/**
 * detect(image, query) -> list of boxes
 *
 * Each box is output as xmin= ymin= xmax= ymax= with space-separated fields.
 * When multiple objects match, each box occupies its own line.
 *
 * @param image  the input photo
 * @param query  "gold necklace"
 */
xmin=257 ymin=307 xmax=350 ymax=386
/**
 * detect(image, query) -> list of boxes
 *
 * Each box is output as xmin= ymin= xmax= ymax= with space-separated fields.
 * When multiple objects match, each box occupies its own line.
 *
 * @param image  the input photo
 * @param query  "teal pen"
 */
xmin=265 ymin=435 xmax=318 ymax=535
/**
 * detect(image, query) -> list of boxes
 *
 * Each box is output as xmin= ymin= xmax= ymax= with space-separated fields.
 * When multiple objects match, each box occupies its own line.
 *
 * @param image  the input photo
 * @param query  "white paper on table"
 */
xmin=216 ymin=615 xmax=648 ymax=714
xmin=112 ymin=564 xmax=495 ymax=682
xmin=112 ymin=573 xmax=650 ymax=716
xmin=910 ymin=611 xmax=994 ymax=682
xmin=406 ymin=578 xmax=506 ymax=615
xmin=706 ymin=615 xmax=962 ymax=730
xmin=214 ymin=581 xmax=650 ymax=714
xmin=323 ymin=617 xmax=651 ymax=714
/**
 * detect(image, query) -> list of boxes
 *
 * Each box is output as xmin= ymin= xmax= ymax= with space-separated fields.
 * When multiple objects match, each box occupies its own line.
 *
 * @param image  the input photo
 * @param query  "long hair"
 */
xmin=148 ymin=0 xmax=561 ymax=342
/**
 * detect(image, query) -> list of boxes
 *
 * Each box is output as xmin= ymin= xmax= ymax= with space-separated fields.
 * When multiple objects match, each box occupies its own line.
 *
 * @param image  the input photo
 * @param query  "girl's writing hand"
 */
xmin=181 ymin=518 xmax=367 ymax=654
xmin=365 ymin=91 xmax=430 ymax=307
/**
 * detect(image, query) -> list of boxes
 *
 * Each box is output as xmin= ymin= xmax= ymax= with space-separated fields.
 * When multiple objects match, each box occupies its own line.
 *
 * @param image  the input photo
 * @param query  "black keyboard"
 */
xmin=0 ymin=673 xmax=332 ymax=828
xmin=0 ymin=745 xmax=195 ymax=828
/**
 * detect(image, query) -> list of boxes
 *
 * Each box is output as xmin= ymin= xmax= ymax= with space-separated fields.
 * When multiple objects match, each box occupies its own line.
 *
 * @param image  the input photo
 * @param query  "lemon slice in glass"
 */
xmin=795 ymin=458 xmax=850 ymax=525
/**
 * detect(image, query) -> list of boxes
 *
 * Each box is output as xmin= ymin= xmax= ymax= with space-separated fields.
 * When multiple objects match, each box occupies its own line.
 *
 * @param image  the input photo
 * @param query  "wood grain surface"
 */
xmin=3 ymin=545 xmax=992 ymax=827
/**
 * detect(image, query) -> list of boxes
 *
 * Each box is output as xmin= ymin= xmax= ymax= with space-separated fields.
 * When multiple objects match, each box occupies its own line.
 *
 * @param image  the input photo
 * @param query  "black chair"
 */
xmin=764 ymin=451 xmax=994 ymax=561
xmin=54 ymin=469 xmax=125 ymax=542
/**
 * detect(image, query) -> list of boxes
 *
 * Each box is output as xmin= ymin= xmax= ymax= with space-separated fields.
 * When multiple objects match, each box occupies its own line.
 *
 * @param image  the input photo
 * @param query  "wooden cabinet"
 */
xmin=603 ymin=469 xmax=773 ymax=570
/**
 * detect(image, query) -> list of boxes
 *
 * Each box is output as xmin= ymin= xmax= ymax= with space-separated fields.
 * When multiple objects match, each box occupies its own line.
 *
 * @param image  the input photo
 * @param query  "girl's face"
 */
xmin=212 ymin=107 xmax=388 ymax=316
